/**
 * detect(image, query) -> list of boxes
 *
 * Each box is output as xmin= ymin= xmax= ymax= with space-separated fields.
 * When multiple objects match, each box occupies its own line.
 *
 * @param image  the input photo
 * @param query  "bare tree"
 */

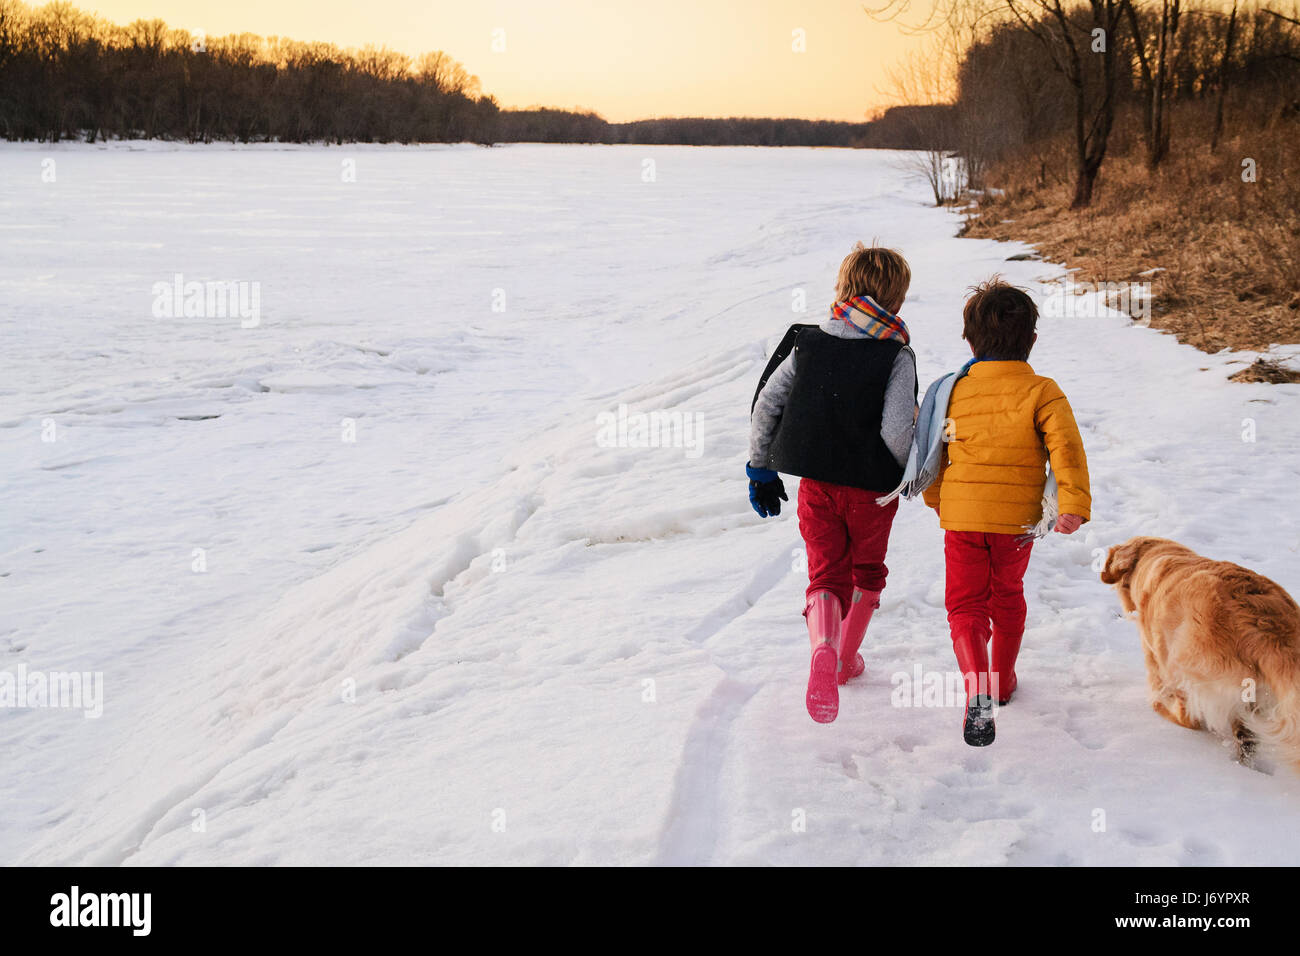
xmin=1004 ymin=0 xmax=1128 ymax=207
xmin=1124 ymin=0 xmax=1182 ymax=168
xmin=1209 ymin=0 xmax=1239 ymax=151
xmin=883 ymin=42 xmax=962 ymax=203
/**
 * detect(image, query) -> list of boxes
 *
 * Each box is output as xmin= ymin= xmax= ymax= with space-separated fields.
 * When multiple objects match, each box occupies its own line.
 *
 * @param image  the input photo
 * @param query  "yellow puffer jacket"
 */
xmin=922 ymin=361 xmax=1091 ymax=534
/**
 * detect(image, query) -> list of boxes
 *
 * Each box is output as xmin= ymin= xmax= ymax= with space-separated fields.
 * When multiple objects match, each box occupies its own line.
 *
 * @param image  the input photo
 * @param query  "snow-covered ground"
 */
xmin=2 ymin=142 xmax=1298 ymax=866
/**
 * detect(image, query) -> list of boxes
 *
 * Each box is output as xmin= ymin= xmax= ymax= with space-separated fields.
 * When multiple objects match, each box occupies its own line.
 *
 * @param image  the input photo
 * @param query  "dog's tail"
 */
xmin=1243 ymin=640 xmax=1300 ymax=774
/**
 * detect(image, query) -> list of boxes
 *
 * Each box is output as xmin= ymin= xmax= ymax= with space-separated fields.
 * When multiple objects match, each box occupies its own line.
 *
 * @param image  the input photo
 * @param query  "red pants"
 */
xmin=797 ymin=478 xmax=899 ymax=614
xmin=944 ymin=530 xmax=1033 ymax=643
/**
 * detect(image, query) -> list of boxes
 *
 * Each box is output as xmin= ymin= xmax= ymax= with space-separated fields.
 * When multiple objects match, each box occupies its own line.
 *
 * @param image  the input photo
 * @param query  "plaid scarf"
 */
xmin=829 ymin=295 xmax=910 ymax=345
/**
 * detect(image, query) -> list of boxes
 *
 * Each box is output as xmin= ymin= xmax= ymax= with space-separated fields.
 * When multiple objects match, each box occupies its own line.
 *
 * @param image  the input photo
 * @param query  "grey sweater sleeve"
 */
xmin=748 ymin=351 xmax=797 ymax=466
xmin=880 ymin=348 xmax=918 ymax=467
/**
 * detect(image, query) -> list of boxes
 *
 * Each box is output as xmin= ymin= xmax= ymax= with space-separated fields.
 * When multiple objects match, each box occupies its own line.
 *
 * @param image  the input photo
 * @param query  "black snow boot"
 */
xmin=963 ymin=694 xmax=996 ymax=747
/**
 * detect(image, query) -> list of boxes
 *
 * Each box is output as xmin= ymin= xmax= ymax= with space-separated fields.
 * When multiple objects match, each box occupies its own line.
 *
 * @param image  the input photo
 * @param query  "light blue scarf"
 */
xmin=876 ymin=360 xmax=977 ymax=505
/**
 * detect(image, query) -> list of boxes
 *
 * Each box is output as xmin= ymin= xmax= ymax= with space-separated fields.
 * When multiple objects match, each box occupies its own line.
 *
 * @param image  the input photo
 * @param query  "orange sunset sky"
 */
xmin=80 ymin=0 xmax=934 ymax=122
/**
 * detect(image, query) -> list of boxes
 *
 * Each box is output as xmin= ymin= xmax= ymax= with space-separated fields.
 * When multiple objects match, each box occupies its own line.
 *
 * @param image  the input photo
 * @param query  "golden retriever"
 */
xmin=1101 ymin=536 xmax=1300 ymax=772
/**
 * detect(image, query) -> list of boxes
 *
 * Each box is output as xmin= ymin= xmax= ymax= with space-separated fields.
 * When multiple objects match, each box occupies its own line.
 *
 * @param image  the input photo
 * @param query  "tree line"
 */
xmin=882 ymin=0 xmax=1300 ymax=206
xmin=0 ymin=1 xmax=498 ymax=143
xmin=0 ymin=1 xmax=946 ymax=147
xmin=493 ymin=108 xmax=946 ymax=147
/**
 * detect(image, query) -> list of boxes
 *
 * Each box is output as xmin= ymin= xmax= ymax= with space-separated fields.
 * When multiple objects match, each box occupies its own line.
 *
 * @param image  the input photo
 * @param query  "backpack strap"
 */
xmin=751 ymin=324 xmax=817 ymax=413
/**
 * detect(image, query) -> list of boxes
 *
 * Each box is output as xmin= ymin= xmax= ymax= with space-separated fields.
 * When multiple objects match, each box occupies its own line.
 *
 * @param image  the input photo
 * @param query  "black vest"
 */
xmin=762 ymin=327 xmax=908 ymax=493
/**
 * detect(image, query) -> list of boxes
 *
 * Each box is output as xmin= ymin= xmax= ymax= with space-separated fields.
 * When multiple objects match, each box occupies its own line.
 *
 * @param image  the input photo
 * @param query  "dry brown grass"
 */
xmin=962 ymin=101 xmax=1300 ymax=359
xmin=1228 ymin=358 xmax=1300 ymax=383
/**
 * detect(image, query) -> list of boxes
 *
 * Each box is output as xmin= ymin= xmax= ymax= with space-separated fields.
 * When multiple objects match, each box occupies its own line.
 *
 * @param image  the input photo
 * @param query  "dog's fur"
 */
xmin=1101 ymin=536 xmax=1300 ymax=772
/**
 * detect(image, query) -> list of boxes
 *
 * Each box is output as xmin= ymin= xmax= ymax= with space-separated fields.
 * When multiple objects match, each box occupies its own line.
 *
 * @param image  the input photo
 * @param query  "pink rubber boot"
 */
xmin=837 ymin=587 xmax=881 ymax=685
xmin=805 ymin=590 xmax=842 ymax=723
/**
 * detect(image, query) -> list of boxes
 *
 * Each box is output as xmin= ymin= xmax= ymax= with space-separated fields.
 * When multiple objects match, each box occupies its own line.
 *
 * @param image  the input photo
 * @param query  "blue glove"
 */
xmin=746 ymin=463 xmax=787 ymax=518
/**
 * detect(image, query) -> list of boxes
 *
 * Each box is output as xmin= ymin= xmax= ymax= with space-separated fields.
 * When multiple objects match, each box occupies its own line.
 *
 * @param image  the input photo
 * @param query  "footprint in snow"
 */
xmin=1062 ymin=703 xmax=1108 ymax=751
xmin=893 ymin=734 xmax=924 ymax=754
xmin=1179 ymin=836 xmax=1224 ymax=864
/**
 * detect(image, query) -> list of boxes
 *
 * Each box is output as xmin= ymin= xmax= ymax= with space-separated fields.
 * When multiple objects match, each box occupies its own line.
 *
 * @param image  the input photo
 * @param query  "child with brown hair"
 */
xmin=747 ymin=243 xmax=918 ymax=723
xmin=922 ymin=278 xmax=1091 ymax=746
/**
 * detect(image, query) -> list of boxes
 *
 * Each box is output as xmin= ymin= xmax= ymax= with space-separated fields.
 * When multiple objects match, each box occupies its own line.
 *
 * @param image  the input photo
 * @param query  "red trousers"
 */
xmin=944 ymin=530 xmax=1033 ymax=643
xmin=797 ymin=478 xmax=899 ymax=614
